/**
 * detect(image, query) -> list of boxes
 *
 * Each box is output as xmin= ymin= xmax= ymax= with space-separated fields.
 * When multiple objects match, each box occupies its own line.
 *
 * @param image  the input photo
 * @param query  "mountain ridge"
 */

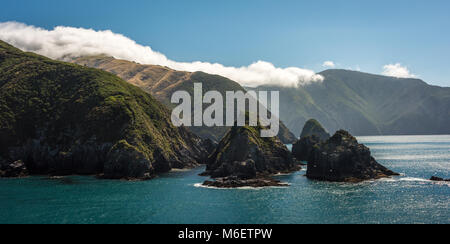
xmin=250 ymin=69 xmax=450 ymax=136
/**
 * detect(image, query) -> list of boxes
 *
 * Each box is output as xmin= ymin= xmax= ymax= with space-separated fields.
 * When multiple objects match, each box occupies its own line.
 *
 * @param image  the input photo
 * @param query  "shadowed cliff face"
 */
xmin=72 ymin=56 xmax=297 ymax=144
xmin=0 ymin=41 xmax=208 ymax=179
xmin=250 ymin=69 xmax=450 ymax=137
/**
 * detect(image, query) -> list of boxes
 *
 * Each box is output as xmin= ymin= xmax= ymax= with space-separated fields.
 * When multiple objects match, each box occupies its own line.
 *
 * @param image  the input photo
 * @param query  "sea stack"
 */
xmin=301 ymin=130 xmax=399 ymax=182
xmin=300 ymin=119 xmax=331 ymax=141
xmin=202 ymin=123 xmax=300 ymax=188
xmin=292 ymin=119 xmax=329 ymax=162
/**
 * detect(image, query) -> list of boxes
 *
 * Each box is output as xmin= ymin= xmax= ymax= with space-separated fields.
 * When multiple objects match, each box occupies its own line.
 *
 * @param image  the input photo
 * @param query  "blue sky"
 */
xmin=1 ymin=0 xmax=449 ymax=86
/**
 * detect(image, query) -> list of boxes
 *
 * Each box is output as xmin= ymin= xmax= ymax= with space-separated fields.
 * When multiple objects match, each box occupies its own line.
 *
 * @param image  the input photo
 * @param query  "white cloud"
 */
xmin=322 ymin=61 xmax=335 ymax=68
xmin=0 ymin=21 xmax=324 ymax=87
xmin=347 ymin=65 xmax=361 ymax=72
xmin=382 ymin=63 xmax=416 ymax=78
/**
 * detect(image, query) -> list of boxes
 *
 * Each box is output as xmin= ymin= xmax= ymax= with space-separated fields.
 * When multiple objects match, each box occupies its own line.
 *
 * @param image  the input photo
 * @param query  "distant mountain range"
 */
xmin=72 ymin=56 xmax=297 ymax=143
xmin=250 ymin=69 xmax=450 ymax=136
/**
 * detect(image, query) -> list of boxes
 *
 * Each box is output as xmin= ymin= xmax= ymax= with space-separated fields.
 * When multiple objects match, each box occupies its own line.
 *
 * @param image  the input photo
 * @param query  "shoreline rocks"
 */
xmin=0 ymin=160 xmax=29 ymax=178
xmin=203 ymin=176 xmax=289 ymax=188
xmin=430 ymin=176 xmax=450 ymax=182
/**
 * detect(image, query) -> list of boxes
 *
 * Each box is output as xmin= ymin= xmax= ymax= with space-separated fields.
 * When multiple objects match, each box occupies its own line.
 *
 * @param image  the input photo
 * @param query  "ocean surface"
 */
xmin=0 ymin=135 xmax=449 ymax=224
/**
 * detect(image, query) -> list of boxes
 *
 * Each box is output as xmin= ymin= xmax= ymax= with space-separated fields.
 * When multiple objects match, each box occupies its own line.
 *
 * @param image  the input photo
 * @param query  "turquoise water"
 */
xmin=0 ymin=135 xmax=449 ymax=224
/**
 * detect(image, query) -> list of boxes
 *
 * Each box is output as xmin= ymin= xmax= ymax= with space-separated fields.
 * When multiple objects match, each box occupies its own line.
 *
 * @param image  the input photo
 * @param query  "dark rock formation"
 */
xmin=430 ymin=176 xmax=450 ymax=182
xmin=201 ymin=123 xmax=300 ymax=187
xmin=300 ymin=119 xmax=331 ymax=141
xmin=304 ymin=130 xmax=399 ymax=182
xmin=0 ymin=160 xmax=29 ymax=178
xmin=0 ymin=40 xmax=207 ymax=180
xmin=292 ymin=135 xmax=321 ymax=162
xmin=201 ymin=138 xmax=217 ymax=156
xmin=203 ymin=176 xmax=289 ymax=188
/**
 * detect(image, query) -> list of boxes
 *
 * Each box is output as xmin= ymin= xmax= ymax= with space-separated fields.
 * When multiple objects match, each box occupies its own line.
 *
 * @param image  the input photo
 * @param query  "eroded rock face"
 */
xmin=0 ymin=160 xmax=28 ymax=178
xmin=201 ymin=124 xmax=300 ymax=187
xmin=300 ymin=119 xmax=331 ymax=142
xmin=304 ymin=130 xmax=399 ymax=182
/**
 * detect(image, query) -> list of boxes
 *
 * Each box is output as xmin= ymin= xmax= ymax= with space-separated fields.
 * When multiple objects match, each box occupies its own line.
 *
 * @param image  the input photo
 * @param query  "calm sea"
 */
xmin=0 ymin=135 xmax=449 ymax=224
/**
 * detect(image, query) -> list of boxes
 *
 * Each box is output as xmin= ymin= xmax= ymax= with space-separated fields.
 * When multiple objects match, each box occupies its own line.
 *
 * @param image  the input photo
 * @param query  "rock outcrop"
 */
xmin=292 ymin=119 xmax=329 ymax=162
xmin=0 ymin=160 xmax=28 ymax=178
xmin=300 ymin=130 xmax=399 ymax=182
xmin=201 ymin=123 xmax=300 ymax=187
xmin=292 ymin=135 xmax=321 ymax=162
xmin=300 ymin=119 xmax=330 ymax=141
xmin=0 ymin=40 xmax=208 ymax=180
xmin=430 ymin=176 xmax=450 ymax=182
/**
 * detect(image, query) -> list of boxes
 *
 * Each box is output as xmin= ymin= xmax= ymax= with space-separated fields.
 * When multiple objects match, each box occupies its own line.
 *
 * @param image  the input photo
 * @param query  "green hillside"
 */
xmin=0 ymin=40 xmax=208 ymax=179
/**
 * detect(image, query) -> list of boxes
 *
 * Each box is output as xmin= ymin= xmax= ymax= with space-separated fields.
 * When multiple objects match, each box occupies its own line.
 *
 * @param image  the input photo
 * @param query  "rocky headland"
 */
xmin=0 ymin=40 xmax=209 ymax=180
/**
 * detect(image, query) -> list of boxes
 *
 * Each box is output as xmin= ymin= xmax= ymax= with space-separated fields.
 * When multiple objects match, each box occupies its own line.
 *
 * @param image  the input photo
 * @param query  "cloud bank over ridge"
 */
xmin=0 ymin=21 xmax=324 ymax=87
xmin=382 ymin=63 xmax=416 ymax=78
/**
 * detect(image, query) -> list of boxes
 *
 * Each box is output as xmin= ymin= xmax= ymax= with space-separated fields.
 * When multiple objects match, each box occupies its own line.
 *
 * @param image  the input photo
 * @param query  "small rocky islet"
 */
xmin=200 ymin=122 xmax=301 ymax=188
xmin=299 ymin=119 xmax=331 ymax=142
xmin=293 ymin=120 xmax=399 ymax=182
xmin=430 ymin=176 xmax=450 ymax=182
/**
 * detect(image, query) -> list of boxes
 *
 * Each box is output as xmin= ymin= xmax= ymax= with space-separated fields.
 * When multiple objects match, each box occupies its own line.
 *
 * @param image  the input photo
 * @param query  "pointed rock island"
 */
xmin=292 ymin=120 xmax=399 ymax=182
xmin=201 ymin=123 xmax=301 ymax=188
xmin=292 ymin=119 xmax=330 ymax=162
xmin=0 ymin=40 xmax=209 ymax=180
xmin=304 ymin=130 xmax=399 ymax=182
xmin=300 ymin=119 xmax=331 ymax=141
